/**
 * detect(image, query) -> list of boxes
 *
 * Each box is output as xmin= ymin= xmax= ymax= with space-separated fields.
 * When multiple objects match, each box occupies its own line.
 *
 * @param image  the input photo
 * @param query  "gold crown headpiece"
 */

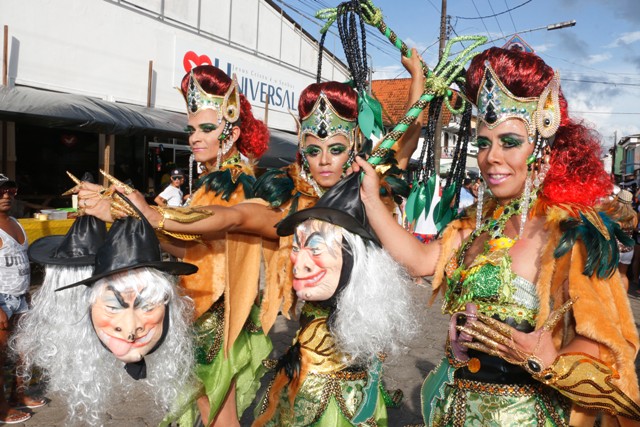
xmin=184 ymin=71 xmax=241 ymax=124
xmin=477 ymin=61 xmax=561 ymax=144
xmin=299 ymin=92 xmax=358 ymax=148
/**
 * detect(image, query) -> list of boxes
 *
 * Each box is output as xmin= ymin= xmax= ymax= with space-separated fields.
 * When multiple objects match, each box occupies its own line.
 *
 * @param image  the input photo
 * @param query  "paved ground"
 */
xmin=9 ymin=281 xmax=640 ymax=426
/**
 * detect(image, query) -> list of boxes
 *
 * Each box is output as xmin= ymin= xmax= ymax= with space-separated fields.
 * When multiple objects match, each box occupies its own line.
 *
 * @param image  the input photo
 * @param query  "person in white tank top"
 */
xmin=0 ymin=174 xmax=46 ymax=424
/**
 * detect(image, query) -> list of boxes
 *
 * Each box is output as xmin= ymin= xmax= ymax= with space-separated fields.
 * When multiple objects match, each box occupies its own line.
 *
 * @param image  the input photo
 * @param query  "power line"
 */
xmin=486 ymin=0 xmax=505 ymax=40
xmin=561 ymin=78 xmax=640 ymax=87
xmin=572 ymin=111 xmax=640 ymax=115
xmin=470 ymin=0 xmax=493 ymax=43
xmin=504 ymin=0 xmax=517 ymax=33
xmin=453 ymin=0 xmax=532 ymax=20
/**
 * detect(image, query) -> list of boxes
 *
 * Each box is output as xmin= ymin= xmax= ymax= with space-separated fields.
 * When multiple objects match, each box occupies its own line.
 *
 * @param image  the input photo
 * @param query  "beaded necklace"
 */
xmin=457 ymin=191 xmax=536 ymax=265
xmin=443 ymin=191 xmax=538 ymax=321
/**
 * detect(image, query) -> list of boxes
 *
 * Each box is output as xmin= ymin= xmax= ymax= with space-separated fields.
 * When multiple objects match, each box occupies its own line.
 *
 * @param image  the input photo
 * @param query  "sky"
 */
xmin=276 ymin=0 xmax=640 ymax=149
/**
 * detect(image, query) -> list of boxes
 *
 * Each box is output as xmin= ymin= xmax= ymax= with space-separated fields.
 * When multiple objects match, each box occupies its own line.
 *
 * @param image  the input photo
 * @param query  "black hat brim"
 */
xmin=55 ymin=261 xmax=198 ymax=292
xmin=29 ymin=235 xmax=96 ymax=266
xmin=277 ymin=206 xmax=380 ymax=245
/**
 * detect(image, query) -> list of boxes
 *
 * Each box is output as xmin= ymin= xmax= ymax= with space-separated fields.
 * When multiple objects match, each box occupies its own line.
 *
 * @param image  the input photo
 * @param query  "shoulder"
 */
xmin=545 ymin=202 xmax=626 ymax=278
xmin=254 ymin=163 xmax=317 ymax=208
xmin=196 ymin=161 xmax=256 ymax=202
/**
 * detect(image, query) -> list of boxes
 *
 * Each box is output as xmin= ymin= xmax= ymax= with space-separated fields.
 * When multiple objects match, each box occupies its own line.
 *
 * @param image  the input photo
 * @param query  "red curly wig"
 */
xmin=180 ymin=65 xmax=269 ymax=159
xmin=465 ymin=47 xmax=611 ymax=207
xmin=298 ymin=81 xmax=358 ymax=121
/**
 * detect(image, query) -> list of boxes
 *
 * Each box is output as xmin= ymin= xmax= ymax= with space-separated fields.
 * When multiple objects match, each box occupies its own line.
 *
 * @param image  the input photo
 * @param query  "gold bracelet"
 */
xmin=154 ymin=206 xmax=166 ymax=231
xmin=533 ymin=352 xmax=640 ymax=421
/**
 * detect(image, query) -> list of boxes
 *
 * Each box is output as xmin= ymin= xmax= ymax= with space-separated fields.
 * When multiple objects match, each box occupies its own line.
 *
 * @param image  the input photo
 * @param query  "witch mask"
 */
xmin=291 ymin=219 xmax=344 ymax=302
xmin=90 ymin=269 xmax=171 ymax=364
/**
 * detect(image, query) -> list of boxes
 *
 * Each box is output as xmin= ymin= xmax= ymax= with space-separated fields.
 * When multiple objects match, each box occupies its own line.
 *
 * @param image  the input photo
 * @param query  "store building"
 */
xmin=0 ymin=0 xmax=349 ymax=214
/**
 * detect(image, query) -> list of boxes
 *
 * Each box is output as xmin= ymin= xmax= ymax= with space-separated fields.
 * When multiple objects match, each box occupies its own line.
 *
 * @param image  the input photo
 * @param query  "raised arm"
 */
xmin=394 ymin=48 xmax=426 ymax=170
xmin=355 ymin=156 xmax=441 ymax=276
xmin=77 ymin=182 xmax=282 ymax=239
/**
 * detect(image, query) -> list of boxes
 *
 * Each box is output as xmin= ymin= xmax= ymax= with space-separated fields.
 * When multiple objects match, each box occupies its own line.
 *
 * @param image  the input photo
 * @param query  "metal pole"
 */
xmin=147 ymin=60 xmax=153 ymax=107
xmin=3 ymin=26 xmax=8 ymax=86
xmin=433 ymin=0 xmax=447 ymax=176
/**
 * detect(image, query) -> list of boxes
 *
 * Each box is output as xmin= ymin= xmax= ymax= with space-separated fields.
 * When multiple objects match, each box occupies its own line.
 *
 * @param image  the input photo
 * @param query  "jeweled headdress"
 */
xmin=299 ymin=92 xmax=358 ymax=147
xmin=477 ymin=61 xmax=561 ymax=144
xmin=183 ymin=71 xmax=241 ymax=124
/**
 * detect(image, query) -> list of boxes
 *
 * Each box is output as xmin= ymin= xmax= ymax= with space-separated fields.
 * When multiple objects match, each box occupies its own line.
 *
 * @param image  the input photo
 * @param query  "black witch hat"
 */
xmin=56 ymin=194 xmax=197 ymax=291
xmin=29 ymin=216 xmax=108 ymax=266
xmin=277 ymin=172 xmax=380 ymax=245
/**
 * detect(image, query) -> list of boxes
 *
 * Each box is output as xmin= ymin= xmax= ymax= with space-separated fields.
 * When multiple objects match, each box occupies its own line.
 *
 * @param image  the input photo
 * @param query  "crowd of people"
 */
xmin=1 ymin=24 xmax=639 ymax=427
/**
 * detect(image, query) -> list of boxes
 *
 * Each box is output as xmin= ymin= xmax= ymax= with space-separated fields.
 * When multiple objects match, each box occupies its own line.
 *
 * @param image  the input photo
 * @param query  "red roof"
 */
xmin=371 ymin=78 xmax=458 ymax=128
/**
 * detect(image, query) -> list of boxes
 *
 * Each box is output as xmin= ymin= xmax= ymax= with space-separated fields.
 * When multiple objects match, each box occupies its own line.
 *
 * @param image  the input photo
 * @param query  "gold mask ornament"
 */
xmin=476 ymin=61 xmax=561 ymax=144
xmin=183 ymin=71 xmax=241 ymax=125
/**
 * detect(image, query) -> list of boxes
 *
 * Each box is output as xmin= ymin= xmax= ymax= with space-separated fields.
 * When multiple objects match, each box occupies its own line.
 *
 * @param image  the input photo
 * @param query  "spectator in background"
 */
xmin=457 ymin=177 xmax=476 ymax=212
xmin=154 ymin=168 xmax=185 ymax=207
xmin=603 ymin=189 xmax=638 ymax=292
xmin=0 ymin=174 xmax=46 ymax=424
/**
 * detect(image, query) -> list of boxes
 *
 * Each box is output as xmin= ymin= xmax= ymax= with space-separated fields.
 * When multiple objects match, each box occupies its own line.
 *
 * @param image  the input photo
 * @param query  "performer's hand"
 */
xmin=448 ymin=303 xmax=477 ymax=363
xmin=77 ymin=182 xmax=114 ymax=222
xmin=402 ymin=47 xmax=426 ymax=78
xmin=353 ymin=156 xmax=381 ymax=206
xmin=458 ymin=300 xmax=573 ymax=372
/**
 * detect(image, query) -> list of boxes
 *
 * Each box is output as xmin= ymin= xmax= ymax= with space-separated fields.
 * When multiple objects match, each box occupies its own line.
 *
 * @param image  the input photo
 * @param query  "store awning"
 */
xmin=0 ymin=85 xmax=186 ymax=137
xmin=259 ymin=129 xmax=297 ymax=169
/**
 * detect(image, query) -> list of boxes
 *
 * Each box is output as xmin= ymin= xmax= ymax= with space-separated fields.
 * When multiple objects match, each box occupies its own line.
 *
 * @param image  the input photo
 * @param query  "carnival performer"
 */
xmin=601 ymin=189 xmax=638 ymax=292
xmin=253 ymin=172 xmax=417 ymax=426
xmin=77 ymin=64 xmax=272 ymax=427
xmin=354 ymin=46 xmax=640 ymax=426
xmin=76 ymin=50 xmax=424 ymax=422
xmin=13 ymin=210 xmax=197 ymax=426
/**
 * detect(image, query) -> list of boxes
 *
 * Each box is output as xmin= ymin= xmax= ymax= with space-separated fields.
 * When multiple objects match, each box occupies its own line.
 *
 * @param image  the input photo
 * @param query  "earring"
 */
xmin=519 ymin=173 xmax=533 ymax=237
xmin=185 ymin=153 xmax=195 ymax=206
xmin=299 ymin=150 xmax=324 ymax=197
xmin=475 ymin=181 xmax=486 ymax=230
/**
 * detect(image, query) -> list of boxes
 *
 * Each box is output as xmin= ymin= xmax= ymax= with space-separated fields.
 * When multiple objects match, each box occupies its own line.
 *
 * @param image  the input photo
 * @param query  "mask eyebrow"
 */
xmin=106 ymin=285 xmax=129 ymax=308
xmin=304 ymin=232 xmax=325 ymax=248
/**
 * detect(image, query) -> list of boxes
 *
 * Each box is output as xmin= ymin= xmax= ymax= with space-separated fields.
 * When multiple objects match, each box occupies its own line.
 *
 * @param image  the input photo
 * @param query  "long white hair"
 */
xmin=297 ymin=219 xmax=419 ymax=363
xmin=13 ymin=267 xmax=195 ymax=426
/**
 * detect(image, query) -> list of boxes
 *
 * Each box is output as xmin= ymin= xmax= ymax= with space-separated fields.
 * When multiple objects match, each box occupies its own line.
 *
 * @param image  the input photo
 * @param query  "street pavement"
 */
xmin=11 ymin=281 xmax=640 ymax=426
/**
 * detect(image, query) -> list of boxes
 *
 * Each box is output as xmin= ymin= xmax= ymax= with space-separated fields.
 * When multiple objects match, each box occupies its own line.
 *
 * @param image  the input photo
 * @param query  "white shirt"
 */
xmin=0 ymin=218 xmax=29 ymax=295
xmin=458 ymin=187 xmax=475 ymax=211
xmin=157 ymin=185 xmax=183 ymax=207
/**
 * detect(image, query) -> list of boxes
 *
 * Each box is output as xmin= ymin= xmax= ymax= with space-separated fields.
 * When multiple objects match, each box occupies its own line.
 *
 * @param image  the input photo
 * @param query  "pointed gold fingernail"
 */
xmin=61 ymin=184 xmax=81 ymax=196
xmin=66 ymin=171 xmax=82 ymax=185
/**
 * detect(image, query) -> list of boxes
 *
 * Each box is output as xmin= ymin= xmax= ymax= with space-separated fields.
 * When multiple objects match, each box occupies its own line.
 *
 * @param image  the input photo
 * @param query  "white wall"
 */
xmin=0 ymin=0 xmax=349 ymax=132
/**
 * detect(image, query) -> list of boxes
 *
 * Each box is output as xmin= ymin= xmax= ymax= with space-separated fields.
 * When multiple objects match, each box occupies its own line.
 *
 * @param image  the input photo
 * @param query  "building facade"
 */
xmin=0 ymin=0 xmax=349 ymax=213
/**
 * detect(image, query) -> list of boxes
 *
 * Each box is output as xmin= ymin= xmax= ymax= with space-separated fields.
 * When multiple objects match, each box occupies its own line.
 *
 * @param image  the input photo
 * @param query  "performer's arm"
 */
xmin=394 ymin=48 xmax=426 ymax=170
xmin=354 ymin=156 xmax=444 ymax=277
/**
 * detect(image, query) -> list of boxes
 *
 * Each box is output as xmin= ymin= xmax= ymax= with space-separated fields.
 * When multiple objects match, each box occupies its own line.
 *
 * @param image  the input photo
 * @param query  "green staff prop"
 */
xmin=317 ymin=1 xmax=486 ymax=166
xmin=317 ymin=1 xmax=486 ymax=235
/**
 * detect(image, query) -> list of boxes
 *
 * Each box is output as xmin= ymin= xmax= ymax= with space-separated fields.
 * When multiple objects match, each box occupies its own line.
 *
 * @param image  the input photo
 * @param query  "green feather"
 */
xmin=254 ymin=168 xmax=294 ymax=208
xmin=196 ymin=169 xmax=255 ymax=202
xmin=554 ymin=212 xmax=623 ymax=279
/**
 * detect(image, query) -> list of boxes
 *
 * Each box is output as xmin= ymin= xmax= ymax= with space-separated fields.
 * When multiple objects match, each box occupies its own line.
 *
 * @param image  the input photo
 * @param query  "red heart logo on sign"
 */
xmin=183 ymin=51 xmax=213 ymax=73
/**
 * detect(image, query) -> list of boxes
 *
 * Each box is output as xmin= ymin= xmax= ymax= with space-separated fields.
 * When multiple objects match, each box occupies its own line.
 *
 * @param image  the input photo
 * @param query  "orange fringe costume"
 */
xmin=431 ymin=201 xmax=640 ymax=426
xmin=167 ymin=160 xmax=272 ymax=425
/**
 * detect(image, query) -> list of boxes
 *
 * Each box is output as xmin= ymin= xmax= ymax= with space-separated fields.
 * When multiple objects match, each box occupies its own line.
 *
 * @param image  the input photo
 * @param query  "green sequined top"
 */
xmin=443 ymin=242 xmax=540 ymax=326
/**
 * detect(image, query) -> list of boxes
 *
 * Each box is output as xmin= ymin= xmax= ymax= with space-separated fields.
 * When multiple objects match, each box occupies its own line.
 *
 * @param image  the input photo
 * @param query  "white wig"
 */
xmin=13 ymin=266 xmax=195 ymax=426
xmin=297 ymin=219 xmax=419 ymax=363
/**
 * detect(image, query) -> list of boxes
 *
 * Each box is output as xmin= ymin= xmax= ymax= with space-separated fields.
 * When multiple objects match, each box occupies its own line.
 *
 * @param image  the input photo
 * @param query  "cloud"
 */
xmin=607 ymin=31 xmax=640 ymax=48
xmin=555 ymin=32 xmax=589 ymax=57
xmin=533 ymin=43 xmax=553 ymax=54
xmin=404 ymin=37 xmax=430 ymax=54
xmin=585 ymin=53 xmax=611 ymax=65
xmin=372 ymin=65 xmax=405 ymax=80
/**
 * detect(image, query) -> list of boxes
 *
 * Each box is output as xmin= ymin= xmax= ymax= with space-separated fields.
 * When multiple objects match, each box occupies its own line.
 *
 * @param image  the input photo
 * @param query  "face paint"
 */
xmin=290 ymin=221 xmax=343 ymax=301
xmin=91 ymin=285 xmax=166 ymax=363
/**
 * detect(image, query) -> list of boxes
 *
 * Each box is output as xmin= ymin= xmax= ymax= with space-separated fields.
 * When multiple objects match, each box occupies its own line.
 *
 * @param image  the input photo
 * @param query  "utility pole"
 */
xmin=433 ymin=0 xmax=448 ymax=175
